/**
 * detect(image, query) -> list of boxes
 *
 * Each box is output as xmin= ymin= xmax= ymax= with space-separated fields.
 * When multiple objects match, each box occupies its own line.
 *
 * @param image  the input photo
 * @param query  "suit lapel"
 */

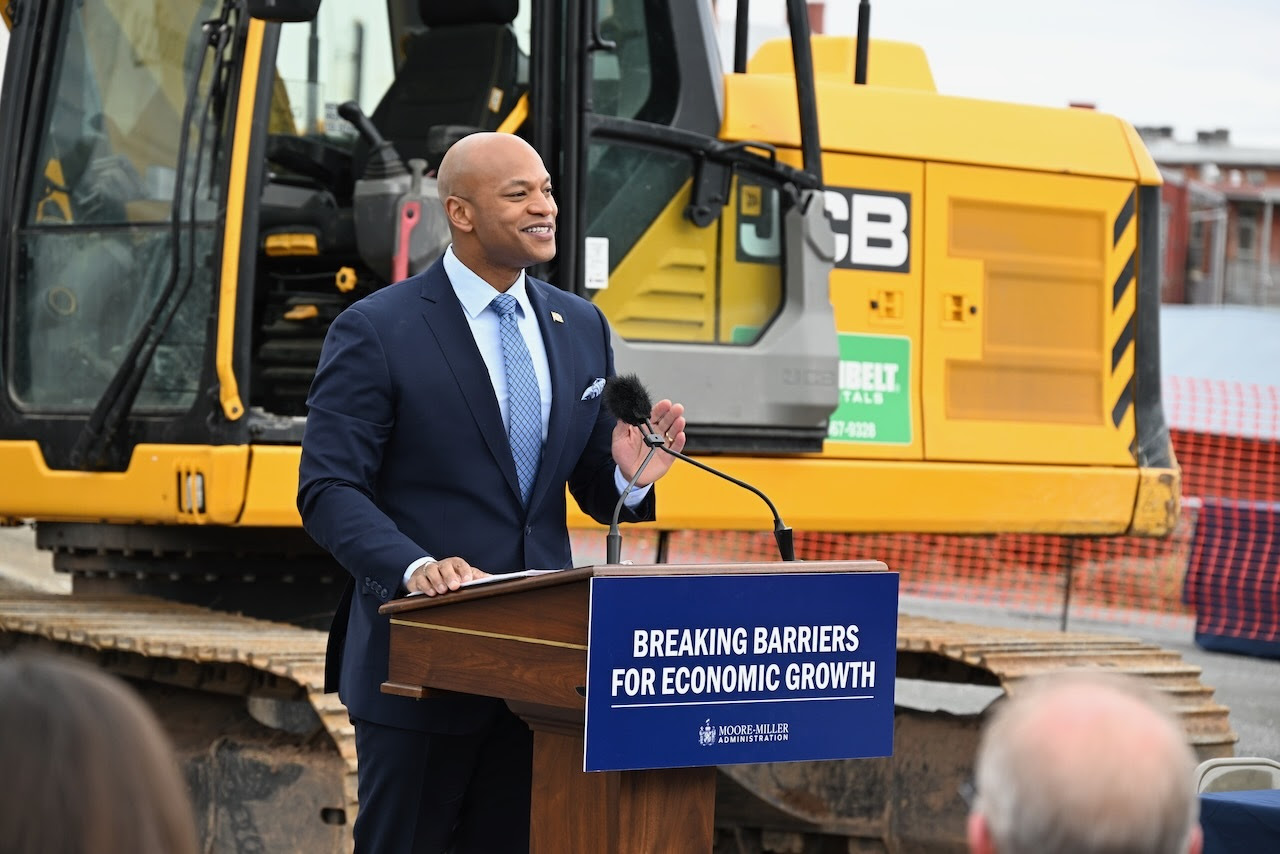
xmin=526 ymin=280 xmax=577 ymax=511
xmin=418 ymin=263 xmax=522 ymax=502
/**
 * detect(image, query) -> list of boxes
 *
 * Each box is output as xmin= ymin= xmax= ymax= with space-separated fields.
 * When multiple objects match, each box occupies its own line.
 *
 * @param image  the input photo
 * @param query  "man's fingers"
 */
xmin=439 ymin=558 xmax=479 ymax=591
xmin=666 ymin=414 xmax=687 ymax=442
xmin=416 ymin=563 xmax=447 ymax=596
xmin=418 ymin=558 xmax=480 ymax=596
xmin=651 ymin=400 xmax=686 ymax=444
xmin=652 ymin=400 xmax=683 ymax=425
xmin=439 ymin=562 xmax=466 ymax=592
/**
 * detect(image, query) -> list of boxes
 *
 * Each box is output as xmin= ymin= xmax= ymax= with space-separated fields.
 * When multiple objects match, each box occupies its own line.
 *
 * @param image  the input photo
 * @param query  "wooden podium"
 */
xmin=379 ymin=560 xmax=885 ymax=853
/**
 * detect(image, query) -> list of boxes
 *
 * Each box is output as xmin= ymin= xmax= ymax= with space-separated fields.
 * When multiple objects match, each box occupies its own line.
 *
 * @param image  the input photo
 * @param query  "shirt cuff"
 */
xmin=403 ymin=555 xmax=434 ymax=593
xmin=614 ymin=466 xmax=652 ymax=508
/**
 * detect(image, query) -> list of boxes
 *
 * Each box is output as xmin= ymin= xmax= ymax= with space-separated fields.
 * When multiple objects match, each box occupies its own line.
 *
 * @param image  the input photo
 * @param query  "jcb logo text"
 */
xmin=823 ymin=188 xmax=911 ymax=273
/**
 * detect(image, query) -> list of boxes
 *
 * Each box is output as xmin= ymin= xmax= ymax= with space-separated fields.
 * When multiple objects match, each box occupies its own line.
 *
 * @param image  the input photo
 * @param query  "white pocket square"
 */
xmin=581 ymin=378 xmax=606 ymax=400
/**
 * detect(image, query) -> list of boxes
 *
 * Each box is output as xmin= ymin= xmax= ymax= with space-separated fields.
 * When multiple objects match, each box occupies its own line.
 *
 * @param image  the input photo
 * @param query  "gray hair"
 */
xmin=972 ymin=671 xmax=1199 ymax=854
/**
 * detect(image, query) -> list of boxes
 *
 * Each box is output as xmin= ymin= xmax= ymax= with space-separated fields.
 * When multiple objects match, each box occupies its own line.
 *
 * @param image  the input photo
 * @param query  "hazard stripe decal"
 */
xmin=1112 ymin=376 xmax=1135 ymax=428
xmin=1113 ymin=189 xmax=1135 ymax=247
xmin=1110 ymin=191 xmax=1138 ymax=444
xmin=1111 ymin=313 xmax=1135 ymax=373
xmin=1112 ymin=250 xmax=1135 ymax=309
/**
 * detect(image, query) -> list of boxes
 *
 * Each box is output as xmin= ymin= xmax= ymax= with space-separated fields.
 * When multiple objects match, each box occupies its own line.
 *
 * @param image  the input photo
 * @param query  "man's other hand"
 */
xmin=613 ymin=398 xmax=686 ymax=485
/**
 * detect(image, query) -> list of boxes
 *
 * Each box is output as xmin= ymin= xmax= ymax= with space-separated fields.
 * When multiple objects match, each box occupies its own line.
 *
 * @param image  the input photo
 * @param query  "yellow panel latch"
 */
xmin=943 ymin=292 xmax=976 ymax=325
xmin=872 ymin=289 xmax=903 ymax=320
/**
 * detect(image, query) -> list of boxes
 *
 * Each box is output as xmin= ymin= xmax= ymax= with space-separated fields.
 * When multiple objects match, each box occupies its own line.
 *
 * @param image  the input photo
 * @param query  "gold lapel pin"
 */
xmin=551 ymin=311 xmax=564 ymax=323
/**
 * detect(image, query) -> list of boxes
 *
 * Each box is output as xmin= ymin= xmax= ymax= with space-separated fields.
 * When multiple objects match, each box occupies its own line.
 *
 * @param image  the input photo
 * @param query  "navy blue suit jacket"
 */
xmin=298 ymin=258 xmax=654 ymax=732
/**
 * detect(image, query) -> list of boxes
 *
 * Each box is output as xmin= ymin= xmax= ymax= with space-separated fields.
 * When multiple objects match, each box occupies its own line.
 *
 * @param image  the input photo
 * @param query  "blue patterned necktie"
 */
xmin=491 ymin=293 xmax=542 ymax=506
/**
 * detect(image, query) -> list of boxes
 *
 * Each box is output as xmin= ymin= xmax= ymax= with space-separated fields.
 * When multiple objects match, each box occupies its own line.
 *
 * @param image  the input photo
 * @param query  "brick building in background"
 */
xmin=1141 ymin=127 xmax=1280 ymax=307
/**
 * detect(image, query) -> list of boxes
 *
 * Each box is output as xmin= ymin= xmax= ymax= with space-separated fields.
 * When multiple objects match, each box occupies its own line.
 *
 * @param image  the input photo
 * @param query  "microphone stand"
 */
xmin=650 ymin=423 xmax=796 ymax=561
xmin=606 ymin=425 xmax=665 ymax=564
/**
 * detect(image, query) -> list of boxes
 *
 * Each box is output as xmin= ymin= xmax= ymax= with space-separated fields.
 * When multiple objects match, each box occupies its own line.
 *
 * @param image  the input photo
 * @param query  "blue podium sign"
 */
xmin=584 ymin=571 xmax=899 ymax=772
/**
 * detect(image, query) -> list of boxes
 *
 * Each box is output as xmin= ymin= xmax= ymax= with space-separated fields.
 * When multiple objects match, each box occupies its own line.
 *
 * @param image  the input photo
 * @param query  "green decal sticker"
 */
xmin=827 ymin=334 xmax=912 ymax=444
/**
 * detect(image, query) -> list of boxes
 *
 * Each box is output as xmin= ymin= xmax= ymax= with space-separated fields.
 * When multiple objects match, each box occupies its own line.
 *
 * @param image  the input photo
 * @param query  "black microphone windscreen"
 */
xmin=602 ymin=374 xmax=653 ymax=427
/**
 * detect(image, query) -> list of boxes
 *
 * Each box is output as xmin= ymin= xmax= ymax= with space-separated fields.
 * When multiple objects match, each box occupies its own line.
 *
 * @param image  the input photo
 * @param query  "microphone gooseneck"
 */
xmin=651 ymin=437 xmax=796 ymax=561
xmin=601 ymin=374 xmax=797 ymax=563
xmin=606 ymin=444 xmax=658 ymax=564
xmin=603 ymin=375 xmax=666 ymax=564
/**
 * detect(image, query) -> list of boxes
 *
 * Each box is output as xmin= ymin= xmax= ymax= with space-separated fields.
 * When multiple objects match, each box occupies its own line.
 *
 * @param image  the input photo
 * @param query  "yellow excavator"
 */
xmin=0 ymin=0 xmax=1231 ymax=850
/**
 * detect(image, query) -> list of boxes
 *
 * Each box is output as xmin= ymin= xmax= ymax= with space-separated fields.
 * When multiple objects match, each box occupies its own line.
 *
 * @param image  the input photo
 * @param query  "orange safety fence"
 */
xmin=572 ymin=378 xmax=1279 ymax=632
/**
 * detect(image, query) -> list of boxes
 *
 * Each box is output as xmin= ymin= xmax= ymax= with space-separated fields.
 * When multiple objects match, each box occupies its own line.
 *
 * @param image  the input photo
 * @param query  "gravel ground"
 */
xmin=0 ymin=525 xmax=67 ymax=593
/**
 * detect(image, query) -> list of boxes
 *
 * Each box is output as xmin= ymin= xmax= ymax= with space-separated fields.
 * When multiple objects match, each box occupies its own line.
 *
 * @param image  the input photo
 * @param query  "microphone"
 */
xmin=602 ymin=374 xmax=797 ymax=562
xmin=602 ymin=375 xmax=665 ymax=564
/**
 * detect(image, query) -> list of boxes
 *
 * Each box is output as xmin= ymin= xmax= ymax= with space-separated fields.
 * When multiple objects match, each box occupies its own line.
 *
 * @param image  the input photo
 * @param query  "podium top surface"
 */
xmin=378 ymin=559 xmax=888 ymax=617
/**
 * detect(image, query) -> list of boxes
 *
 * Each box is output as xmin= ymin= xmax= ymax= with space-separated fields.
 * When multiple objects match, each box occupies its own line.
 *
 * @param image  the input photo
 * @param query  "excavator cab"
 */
xmin=2 ymin=0 xmax=224 ymax=434
xmin=247 ymin=0 xmax=838 ymax=449
xmin=0 ymin=0 xmax=838 ymax=479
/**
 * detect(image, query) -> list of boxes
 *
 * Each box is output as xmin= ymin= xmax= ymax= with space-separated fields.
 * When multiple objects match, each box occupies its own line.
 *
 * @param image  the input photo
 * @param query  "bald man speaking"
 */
xmin=299 ymin=133 xmax=686 ymax=852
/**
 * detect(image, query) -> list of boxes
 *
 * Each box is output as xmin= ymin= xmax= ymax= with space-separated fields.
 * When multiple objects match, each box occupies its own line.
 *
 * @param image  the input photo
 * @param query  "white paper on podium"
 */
xmin=459 ymin=569 xmax=561 ymax=589
xmin=401 ymin=568 xmax=563 ymax=597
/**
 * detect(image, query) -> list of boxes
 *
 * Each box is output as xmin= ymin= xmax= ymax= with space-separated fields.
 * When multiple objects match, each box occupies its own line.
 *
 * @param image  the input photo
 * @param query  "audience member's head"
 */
xmin=968 ymin=670 xmax=1202 ymax=854
xmin=0 ymin=653 xmax=199 ymax=854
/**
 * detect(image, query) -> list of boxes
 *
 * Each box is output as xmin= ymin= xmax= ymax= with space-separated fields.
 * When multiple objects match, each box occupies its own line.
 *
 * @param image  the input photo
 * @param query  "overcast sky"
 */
xmin=752 ymin=0 xmax=1280 ymax=147
xmin=5 ymin=2 xmax=1279 ymax=146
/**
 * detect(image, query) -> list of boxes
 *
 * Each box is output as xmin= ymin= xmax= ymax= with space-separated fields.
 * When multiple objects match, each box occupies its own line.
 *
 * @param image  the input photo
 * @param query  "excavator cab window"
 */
xmin=263 ymin=1 xmax=532 ymax=183
xmin=591 ymin=0 xmax=677 ymax=125
xmin=252 ymin=5 xmax=405 ymax=416
xmin=583 ymin=138 xmax=787 ymax=346
xmin=8 ymin=0 xmax=225 ymax=412
xmin=251 ymin=1 xmax=536 ymax=417
xmin=269 ymin=4 xmax=395 ymax=148
xmin=579 ymin=0 xmax=784 ymax=346
xmin=559 ymin=0 xmax=836 ymax=451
